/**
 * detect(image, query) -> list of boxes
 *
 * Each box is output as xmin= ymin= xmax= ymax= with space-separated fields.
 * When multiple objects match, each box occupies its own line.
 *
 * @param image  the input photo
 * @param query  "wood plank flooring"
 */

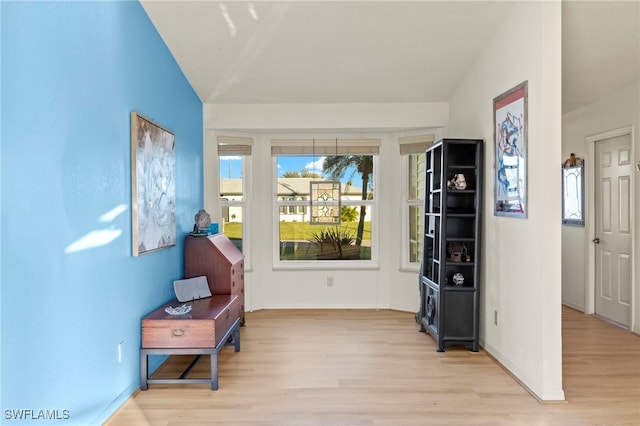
xmin=106 ymin=306 xmax=640 ymax=425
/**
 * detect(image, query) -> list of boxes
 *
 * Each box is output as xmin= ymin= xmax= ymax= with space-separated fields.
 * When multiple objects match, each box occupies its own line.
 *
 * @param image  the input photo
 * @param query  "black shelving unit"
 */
xmin=418 ymin=138 xmax=483 ymax=352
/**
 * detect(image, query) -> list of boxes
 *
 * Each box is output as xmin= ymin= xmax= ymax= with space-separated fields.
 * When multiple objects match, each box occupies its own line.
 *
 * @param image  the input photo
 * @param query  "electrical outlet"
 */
xmin=494 ymin=311 xmax=499 ymax=326
xmin=118 ymin=342 xmax=124 ymax=363
xmin=326 ymin=276 xmax=334 ymax=287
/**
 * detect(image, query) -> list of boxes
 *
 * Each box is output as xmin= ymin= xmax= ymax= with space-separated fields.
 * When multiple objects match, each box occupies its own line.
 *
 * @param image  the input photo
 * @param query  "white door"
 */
xmin=594 ymin=134 xmax=633 ymax=327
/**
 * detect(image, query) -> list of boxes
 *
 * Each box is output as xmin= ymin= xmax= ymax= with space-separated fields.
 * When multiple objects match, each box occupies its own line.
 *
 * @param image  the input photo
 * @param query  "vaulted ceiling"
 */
xmin=141 ymin=1 xmax=639 ymax=114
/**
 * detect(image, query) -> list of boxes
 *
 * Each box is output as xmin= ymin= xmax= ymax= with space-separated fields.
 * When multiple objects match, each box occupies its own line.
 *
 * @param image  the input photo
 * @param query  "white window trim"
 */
xmin=400 ymin=154 xmax=422 ymax=272
xmin=398 ymin=134 xmax=434 ymax=272
xmin=218 ymin=156 xmax=251 ymax=268
xmin=272 ymin=154 xmax=379 ymax=270
xmin=205 ymin=130 xmax=253 ymax=272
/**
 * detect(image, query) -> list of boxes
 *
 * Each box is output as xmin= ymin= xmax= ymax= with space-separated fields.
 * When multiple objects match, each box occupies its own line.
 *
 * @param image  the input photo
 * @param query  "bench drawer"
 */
xmin=212 ymin=298 xmax=241 ymax=346
xmin=143 ymin=319 xmax=215 ymax=348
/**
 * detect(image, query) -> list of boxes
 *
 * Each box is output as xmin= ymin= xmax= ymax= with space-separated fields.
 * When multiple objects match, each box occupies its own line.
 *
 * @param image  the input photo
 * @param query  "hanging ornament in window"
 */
xmin=309 ymin=137 xmax=341 ymax=225
xmin=310 ymin=181 xmax=341 ymax=224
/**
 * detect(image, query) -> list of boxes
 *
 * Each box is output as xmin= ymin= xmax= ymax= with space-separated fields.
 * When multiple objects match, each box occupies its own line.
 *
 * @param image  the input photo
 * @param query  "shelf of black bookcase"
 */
xmin=442 ymin=285 xmax=476 ymax=291
xmin=446 ymin=213 xmax=475 ymax=218
xmin=446 ymin=207 xmax=475 ymax=211
xmin=446 ymin=189 xmax=476 ymax=195
xmin=446 ymin=208 xmax=475 ymax=213
xmin=445 ymin=234 xmax=475 ymax=241
xmin=444 ymin=240 xmax=474 ymax=245
xmin=447 ymin=164 xmax=477 ymax=170
xmin=445 ymin=261 xmax=475 ymax=267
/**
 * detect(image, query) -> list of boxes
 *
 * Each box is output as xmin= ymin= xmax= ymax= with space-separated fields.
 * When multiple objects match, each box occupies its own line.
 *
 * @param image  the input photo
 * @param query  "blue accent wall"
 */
xmin=1 ymin=2 xmax=203 ymax=424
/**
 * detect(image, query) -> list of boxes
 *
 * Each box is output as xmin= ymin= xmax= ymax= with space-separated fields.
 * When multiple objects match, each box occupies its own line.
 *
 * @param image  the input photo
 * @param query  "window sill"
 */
xmin=273 ymin=260 xmax=380 ymax=271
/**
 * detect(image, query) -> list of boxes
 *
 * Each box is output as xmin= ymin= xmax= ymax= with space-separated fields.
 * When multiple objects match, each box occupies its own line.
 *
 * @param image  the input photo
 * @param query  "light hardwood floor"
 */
xmin=106 ymin=306 xmax=640 ymax=425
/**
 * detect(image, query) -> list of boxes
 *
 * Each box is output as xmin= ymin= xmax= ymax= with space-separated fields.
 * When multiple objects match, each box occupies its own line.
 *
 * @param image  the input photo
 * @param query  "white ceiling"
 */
xmin=562 ymin=1 xmax=639 ymax=112
xmin=141 ymin=1 xmax=639 ymax=114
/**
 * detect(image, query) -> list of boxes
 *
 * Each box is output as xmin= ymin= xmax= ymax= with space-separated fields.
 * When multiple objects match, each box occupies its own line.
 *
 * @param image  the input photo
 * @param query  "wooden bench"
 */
xmin=140 ymin=294 xmax=241 ymax=390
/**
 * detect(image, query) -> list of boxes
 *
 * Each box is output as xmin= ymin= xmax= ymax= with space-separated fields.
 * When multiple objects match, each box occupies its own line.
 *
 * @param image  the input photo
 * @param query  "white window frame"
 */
xmin=399 ymin=134 xmax=435 ymax=271
xmin=205 ymin=131 xmax=253 ymax=271
xmin=271 ymin=137 xmax=380 ymax=270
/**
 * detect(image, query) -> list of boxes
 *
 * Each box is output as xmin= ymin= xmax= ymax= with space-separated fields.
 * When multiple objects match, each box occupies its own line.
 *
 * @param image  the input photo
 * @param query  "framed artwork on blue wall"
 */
xmin=493 ymin=81 xmax=528 ymax=218
xmin=131 ymin=112 xmax=176 ymax=256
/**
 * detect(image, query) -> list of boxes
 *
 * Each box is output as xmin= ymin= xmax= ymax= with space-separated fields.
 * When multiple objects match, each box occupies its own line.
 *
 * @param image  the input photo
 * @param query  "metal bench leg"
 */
xmin=140 ymin=351 xmax=149 ymax=390
xmin=210 ymin=351 xmax=219 ymax=390
xmin=233 ymin=324 xmax=241 ymax=352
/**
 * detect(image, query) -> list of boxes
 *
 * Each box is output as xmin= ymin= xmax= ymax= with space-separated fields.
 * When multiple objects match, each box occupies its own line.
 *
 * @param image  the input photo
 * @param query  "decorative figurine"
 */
xmin=193 ymin=209 xmax=211 ymax=233
xmin=448 ymin=242 xmax=465 ymax=262
xmin=563 ymin=153 xmax=583 ymax=168
xmin=452 ymin=273 xmax=465 ymax=286
xmin=447 ymin=173 xmax=467 ymax=190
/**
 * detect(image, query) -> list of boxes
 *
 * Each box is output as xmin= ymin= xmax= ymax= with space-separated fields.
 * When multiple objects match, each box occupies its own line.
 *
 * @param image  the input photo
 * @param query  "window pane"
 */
xmin=220 ymin=155 xmax=244 ymax=253
xmin=408 ymin=153 xmax=425 ymax=201
xmin=408 ymin=152 xmax=425 ymax=265
xmin=276 ymin=155 xmax=374 ymax=201
xmin=276 ymin=154 xmax=375 ymax=261
xmin=221 ymin=206 xmax=243 ymax=252
xmin=279 ymin=208 xmax=372 ymax=261
xmin=409 ymin=205 xmax=423 ymax=263
xmin=220 ymin=155 xmax=243 ymax=200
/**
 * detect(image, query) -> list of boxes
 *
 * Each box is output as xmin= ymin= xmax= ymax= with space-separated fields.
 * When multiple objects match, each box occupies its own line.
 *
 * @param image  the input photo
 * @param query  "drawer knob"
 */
xmin=171 ymin=328 xmax=185 ymax=337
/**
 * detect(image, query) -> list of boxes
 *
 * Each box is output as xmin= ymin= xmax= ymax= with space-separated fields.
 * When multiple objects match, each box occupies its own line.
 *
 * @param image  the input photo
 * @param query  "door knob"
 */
xmin=592 ymin=237 xmax=600 ymax=244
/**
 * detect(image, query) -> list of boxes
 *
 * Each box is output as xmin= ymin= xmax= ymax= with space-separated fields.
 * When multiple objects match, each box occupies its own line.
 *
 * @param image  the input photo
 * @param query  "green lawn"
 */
xmin=221 ymin=222 xmax=242 ymax=239
xmin=221 ymin=221 xmax=371 ymax=241
xmin=221 ymin=221 xmax=372 ymax=260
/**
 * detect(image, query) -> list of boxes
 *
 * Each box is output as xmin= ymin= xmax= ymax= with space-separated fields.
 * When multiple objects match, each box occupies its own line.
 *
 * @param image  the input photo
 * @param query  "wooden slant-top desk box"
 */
xmin=184 ymin=233 xmax=245 ymax=324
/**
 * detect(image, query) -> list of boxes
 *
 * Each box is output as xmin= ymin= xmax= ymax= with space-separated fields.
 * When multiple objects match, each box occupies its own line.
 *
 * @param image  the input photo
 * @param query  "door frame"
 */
xmin=584 ymin=126 xmax=636 ymax=330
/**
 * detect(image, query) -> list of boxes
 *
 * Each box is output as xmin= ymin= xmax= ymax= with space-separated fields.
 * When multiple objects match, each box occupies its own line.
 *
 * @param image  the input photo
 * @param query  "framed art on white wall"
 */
xmin=493 ymin=81 xmax=528 ymax=218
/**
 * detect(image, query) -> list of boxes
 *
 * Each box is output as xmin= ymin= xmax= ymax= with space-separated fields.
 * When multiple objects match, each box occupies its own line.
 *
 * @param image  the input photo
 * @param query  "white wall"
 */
xmin=447 ymin=2 xmax=564 ymax=401
xmin=562 ymin=78 xmax=640 ymax=333
xmin=204 ymin=103 xmax=449 ymax=314
xmin=205 ymin=102 xmax=448 ymax=131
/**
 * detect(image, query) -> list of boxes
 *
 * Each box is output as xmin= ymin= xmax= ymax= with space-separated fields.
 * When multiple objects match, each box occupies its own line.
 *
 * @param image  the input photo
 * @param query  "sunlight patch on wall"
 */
xmin=65 ymin=205 xmax=128 ymax=253
xmin=99 ymin=204 xmax=128 ymax=222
